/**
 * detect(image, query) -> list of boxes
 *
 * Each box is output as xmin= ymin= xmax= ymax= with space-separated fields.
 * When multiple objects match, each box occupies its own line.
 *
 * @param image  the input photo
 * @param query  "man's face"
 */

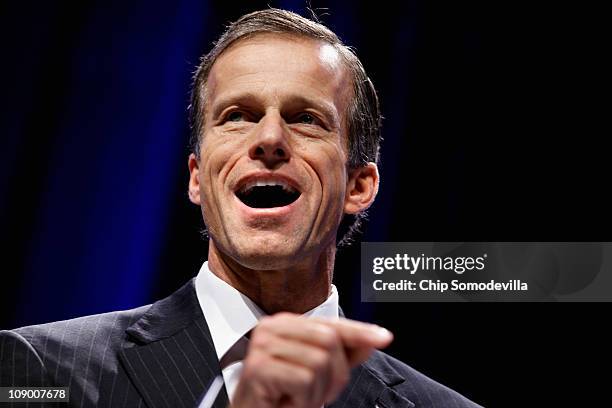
xmin=189 ymin=34 xmax=370 ymax=269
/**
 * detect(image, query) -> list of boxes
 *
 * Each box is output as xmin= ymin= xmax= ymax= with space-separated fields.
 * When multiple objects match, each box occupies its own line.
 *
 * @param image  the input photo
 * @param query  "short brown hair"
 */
xmin=188 ymin=8 xmax=382 ymax=245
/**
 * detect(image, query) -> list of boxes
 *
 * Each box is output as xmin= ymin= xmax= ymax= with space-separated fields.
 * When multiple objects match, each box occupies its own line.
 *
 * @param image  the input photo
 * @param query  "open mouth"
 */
xmin=236 ymin=181 xmax=301 ymax=209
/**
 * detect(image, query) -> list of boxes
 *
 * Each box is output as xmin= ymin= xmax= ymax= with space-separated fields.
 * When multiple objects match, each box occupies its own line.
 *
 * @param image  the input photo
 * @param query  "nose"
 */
xmin=248 ymin=111 xmax=291 ymax=168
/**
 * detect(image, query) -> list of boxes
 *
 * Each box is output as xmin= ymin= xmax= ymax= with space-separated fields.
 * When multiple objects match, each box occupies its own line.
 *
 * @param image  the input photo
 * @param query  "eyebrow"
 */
xmin=210 ymin=92 xmax=261 ymax=120
xmin=209 ymin=92 xmax=341 ymax=128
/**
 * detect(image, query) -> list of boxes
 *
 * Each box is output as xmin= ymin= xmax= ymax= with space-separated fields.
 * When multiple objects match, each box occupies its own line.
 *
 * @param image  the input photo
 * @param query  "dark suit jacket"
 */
xmin=1 ymin=279 xmax=481 ymax=407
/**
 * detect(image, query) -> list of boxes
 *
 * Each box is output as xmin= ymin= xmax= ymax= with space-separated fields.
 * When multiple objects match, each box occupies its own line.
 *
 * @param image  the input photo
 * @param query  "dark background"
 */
xmin=1 ymin=1 xmax=608 ymax=406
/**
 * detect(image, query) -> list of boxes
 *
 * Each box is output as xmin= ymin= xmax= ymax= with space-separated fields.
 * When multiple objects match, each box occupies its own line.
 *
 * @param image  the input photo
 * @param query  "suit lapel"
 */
xmin=118 ymin=279 xmax=229 ymax=408
xmin=333 ymin=308 xmax=413 ymax=408
xmin=328 ymin=356 xmax=415 ymax=408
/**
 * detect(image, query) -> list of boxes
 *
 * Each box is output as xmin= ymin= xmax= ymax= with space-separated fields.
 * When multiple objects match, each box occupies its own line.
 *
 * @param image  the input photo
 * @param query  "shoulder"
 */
xmin=5 ymin=305 xmax=150 ymax=354
xmin=1 ymin=305 xmax=150 ymax=385
xmin=366 ymin=350 xmax=483 ymax=408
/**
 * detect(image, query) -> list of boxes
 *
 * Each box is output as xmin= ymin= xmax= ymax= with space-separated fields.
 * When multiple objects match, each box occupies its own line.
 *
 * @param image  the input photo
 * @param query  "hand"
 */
xmin=231 ymin=313 xmax=393 ymax=408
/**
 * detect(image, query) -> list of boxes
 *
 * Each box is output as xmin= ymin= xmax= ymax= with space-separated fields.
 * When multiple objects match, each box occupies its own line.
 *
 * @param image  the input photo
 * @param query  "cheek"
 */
xmin=298 ymin=136 xmax=347 ymax=171
xmin=319 ymin=144 xmax=348 ymax=185
xmin=303 ymin=142 xmax=348 ymax=208
xmin=197 ymin=148 xmax=228 ymax=213
xmin=200 ymin=134 xmax=242 ymax=183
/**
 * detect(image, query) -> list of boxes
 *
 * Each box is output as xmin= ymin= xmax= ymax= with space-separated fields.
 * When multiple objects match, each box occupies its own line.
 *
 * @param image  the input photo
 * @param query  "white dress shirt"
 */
xmin=194 ymin=261 xmax=340 ymax=403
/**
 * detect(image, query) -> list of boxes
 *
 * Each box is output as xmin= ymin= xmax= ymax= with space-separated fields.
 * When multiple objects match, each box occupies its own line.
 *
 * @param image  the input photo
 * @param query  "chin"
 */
xmin=230 ymin=238 xmax=307 ymax=270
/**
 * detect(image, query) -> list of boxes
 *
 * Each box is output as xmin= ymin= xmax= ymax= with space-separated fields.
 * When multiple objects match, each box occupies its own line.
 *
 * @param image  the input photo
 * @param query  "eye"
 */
xmin=297 ymin=113 xmax=316 ymax=125
xmin=227 ymin=111 xmax=245 ymax=122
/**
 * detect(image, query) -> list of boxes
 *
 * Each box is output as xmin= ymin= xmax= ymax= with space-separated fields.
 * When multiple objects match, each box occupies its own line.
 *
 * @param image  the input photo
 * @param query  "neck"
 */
xmin=207 ymin=240 xmax=335 ymax=314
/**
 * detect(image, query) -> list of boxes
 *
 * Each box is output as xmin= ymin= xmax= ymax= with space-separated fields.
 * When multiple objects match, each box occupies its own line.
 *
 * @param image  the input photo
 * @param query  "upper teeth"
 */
xmin=240 ymin=180 xmax=296 ymax=193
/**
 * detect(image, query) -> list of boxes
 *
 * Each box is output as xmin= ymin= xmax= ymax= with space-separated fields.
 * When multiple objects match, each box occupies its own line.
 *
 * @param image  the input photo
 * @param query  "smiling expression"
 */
xmin=189 ymin=34 xmax=370 ymax=270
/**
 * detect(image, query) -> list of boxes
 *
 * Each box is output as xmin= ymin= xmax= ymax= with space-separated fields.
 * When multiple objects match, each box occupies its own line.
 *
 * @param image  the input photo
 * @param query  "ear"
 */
xmin=188 ymin=153 xmax=202 ymax=205
xmin=344 ymin=162 xmax=379 ymax=214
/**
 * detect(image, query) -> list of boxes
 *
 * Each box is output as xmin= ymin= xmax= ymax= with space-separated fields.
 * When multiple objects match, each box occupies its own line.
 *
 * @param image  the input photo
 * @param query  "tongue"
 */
xmin=239 ymin=185 xmax=299 ymax=208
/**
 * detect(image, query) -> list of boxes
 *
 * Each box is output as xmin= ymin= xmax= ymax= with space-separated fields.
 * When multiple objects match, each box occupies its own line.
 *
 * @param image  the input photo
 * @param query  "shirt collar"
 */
xmin=195 ymin=261 xmax=339 ymax=361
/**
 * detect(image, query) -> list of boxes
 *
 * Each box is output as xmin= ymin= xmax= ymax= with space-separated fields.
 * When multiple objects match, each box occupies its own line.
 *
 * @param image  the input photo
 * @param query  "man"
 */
xmin=1 ymin=9 xmax=481 ymax=408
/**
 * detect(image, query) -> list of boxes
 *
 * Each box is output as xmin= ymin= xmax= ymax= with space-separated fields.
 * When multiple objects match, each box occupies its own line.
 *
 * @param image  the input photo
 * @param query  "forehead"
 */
xmin=206 ymin=33 xmax=351 ymax=117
